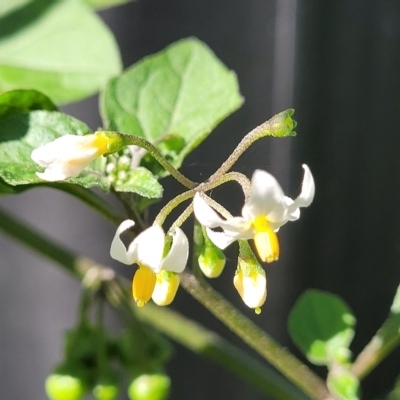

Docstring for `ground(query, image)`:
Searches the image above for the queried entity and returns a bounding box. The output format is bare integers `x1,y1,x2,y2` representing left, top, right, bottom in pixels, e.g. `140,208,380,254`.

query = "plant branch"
0,205,311,399
49,183,125,227
351,285,400,380
179,271,334,400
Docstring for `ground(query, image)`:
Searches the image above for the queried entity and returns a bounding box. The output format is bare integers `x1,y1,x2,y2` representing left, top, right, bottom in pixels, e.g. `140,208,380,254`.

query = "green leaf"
0,89,57,112
83,0,134,10
101,38,243,173
112,167,163,198
288,289,356,366
0,110,110,191
0,0,122,104
0,0,31,17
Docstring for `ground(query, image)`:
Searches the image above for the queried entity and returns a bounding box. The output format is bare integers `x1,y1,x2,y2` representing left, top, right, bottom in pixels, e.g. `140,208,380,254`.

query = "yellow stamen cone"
253,216,280,263
132,265,157,307
234,269,267,309
152,270,180,306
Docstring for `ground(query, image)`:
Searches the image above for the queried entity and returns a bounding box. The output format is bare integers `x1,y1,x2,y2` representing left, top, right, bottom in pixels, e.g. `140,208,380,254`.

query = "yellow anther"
132,265,157,307
152,271,180,306
253,216,280,263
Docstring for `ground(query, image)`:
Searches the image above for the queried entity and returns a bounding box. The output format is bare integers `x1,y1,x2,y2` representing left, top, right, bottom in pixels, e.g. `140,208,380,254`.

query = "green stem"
0,205,312,399
49,183,125,227
207,109,295,182
351,286,400,380
104,132,197,189
154,171,250,227
135,303,311,400
179,271,332,400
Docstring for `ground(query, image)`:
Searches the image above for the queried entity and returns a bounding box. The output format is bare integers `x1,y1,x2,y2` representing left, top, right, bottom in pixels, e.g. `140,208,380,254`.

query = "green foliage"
106,147,163,199
0,0,121,104
0,89,57,114
112,167,163,198
101,38,243,175
288,289,356,366
0,110,109,191
84,0,134,10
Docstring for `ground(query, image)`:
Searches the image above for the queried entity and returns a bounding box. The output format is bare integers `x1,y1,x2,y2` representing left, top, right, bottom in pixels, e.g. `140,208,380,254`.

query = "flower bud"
152,270,180,306
31,131,128,182
128,373,171,400
198,241,226,278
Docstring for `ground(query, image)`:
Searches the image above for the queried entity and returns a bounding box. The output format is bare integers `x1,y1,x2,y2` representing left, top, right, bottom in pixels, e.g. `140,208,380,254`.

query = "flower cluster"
193,165,315,311
31,125,314,313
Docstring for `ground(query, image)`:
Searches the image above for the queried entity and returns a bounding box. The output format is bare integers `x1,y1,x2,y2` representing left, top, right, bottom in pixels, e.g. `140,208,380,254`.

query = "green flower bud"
198,241,226,278
128,373,171,400
45,373,85,400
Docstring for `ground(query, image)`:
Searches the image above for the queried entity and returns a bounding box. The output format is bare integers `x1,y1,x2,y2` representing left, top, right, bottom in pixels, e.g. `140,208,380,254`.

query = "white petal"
193,193,227,228
161,228,189,273
131,225,165,272
288,164,315,213
242,170,288,223
31,135,103,182
110,219,136,264
206,228,251,249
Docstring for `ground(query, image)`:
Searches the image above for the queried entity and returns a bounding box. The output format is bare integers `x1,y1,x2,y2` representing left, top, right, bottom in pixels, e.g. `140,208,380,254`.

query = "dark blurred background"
0,1,399,399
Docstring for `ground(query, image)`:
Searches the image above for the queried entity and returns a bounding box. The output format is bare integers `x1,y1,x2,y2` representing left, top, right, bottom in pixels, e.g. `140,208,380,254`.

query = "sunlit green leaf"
0,89,57,112
84,0,134,10
101,38,243,174
0,110,109,191
0,0,122,104
288,290,356,366
0,0,30,17
112,167,163,198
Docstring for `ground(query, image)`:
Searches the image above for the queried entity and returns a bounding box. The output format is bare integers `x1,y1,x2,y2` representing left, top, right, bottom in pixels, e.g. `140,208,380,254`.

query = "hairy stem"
180,272,334,400
0,205,311,400
351,286,400,379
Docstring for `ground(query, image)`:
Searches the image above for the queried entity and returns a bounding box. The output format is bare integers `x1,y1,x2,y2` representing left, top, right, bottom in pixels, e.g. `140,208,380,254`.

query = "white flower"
110,220,189,306
31,134,110,181
193,164,315,263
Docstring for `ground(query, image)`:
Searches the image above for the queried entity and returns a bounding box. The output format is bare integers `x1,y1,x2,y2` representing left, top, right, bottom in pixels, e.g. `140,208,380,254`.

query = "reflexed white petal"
110,219,136,265
288,164,315,212
206,228,246,249
193,193,226,228
161,228,189,273
132,225,165,272
284,196,300,222
242,170,288,223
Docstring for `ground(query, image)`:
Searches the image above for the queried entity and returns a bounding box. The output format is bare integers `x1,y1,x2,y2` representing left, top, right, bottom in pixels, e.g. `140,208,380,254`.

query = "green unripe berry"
93,382,119,400
128,373,171,400
45,373,85,400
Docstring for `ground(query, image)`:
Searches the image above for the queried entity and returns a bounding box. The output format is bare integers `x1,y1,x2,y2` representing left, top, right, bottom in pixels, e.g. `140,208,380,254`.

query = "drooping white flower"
110,220,189,306
31,133,110,181
193,164,315,263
